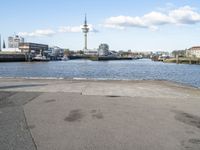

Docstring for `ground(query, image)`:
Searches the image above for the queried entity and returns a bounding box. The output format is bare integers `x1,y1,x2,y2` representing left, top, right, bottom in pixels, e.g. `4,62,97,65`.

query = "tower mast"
82,14,89,50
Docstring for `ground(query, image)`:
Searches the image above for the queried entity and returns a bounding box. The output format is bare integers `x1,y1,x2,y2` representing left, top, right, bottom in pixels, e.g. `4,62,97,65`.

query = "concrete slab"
0,78,200,150
0,78,200,98
0,91,41,150
24,93,200,150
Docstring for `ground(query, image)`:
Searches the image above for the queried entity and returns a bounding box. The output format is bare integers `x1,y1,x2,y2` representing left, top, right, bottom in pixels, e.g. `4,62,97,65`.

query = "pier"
164,57,200,64
1,78,200,150
0,53,25,62
0,53,135,62
152,55,200,65
63,55,134,61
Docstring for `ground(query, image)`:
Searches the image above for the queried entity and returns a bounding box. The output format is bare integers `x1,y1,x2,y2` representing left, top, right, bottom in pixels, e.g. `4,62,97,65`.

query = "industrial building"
19,43,48,54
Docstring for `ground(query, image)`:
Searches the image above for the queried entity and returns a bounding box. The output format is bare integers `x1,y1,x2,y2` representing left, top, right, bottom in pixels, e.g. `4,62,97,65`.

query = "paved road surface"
0,78,200,150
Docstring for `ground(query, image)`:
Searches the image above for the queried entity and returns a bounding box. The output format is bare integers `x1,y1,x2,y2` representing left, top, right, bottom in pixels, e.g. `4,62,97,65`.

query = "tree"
79,50,84,55
64,49,70,56
172,50,186,57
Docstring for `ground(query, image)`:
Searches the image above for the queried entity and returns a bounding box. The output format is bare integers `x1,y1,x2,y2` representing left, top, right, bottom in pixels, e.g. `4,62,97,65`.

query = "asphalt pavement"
0,78,200,150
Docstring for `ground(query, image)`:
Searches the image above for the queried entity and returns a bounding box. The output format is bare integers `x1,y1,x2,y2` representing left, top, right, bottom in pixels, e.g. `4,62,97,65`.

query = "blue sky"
1,0,200,51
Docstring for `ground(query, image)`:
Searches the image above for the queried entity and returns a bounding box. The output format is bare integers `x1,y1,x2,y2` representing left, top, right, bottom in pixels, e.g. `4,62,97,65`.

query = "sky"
1,0,200,51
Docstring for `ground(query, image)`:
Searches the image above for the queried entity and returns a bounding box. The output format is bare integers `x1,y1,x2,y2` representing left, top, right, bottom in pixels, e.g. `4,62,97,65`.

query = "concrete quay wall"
0,54,25,62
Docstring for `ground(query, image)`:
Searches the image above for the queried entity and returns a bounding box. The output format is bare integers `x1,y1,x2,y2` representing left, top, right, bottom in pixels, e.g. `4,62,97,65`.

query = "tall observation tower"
82,14,89,50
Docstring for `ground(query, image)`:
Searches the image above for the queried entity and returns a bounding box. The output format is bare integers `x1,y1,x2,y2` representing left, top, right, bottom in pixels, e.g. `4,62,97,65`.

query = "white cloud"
103,6,200,30
18,24,98,38
105,16,146,28
169,6,200,24
18,29,56,37
101,24,125,30
143,11,172,25
58,26,82,33
58,24,98,33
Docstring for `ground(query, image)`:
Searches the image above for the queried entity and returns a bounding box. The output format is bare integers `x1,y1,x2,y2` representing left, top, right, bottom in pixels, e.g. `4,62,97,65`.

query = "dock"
69,55,133,61
0,54,134,62
0,53,25,62
164,57,200,64
1,78,200,150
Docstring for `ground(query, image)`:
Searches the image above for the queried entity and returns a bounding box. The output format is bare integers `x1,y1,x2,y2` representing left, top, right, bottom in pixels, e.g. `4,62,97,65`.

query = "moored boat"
32,54,50,61
61,56,69,61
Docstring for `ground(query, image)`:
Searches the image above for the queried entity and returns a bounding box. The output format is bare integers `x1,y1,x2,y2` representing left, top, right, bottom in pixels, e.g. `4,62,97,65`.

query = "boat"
61,56,69,61
32,54,50,61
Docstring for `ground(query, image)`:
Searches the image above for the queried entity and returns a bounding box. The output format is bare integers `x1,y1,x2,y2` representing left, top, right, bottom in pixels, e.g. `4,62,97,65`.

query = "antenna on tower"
84,13,87,25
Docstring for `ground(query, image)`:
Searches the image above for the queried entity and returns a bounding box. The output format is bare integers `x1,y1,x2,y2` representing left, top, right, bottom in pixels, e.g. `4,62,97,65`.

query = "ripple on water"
0,59,199,88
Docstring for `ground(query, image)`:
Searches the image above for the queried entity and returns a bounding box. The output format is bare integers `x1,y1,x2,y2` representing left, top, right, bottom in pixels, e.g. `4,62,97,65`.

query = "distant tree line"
64,49,84,56
172,50,186,57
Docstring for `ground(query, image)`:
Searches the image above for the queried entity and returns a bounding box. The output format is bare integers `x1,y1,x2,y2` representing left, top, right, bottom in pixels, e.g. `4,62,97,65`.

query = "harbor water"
0,59,199,88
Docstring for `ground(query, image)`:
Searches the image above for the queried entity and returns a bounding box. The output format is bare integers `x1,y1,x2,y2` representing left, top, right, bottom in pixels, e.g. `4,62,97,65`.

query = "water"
0,59,200,88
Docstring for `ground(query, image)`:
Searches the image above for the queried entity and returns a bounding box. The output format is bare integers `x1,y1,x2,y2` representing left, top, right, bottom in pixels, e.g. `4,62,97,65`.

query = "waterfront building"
0,35,21,52
8,35,24,48
152,51,166,56
110,51,119,56
98,43,110,56
19,43,48,54
82,14,89,52
186,46,200,58
48,46,64,60
84,49,98,56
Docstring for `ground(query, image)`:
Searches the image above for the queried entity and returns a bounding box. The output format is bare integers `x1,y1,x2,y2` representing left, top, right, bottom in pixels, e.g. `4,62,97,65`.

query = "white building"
48,46,64,59
186,46,200,58
98,43,109,56
8,35,24,48
84,49,98,56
